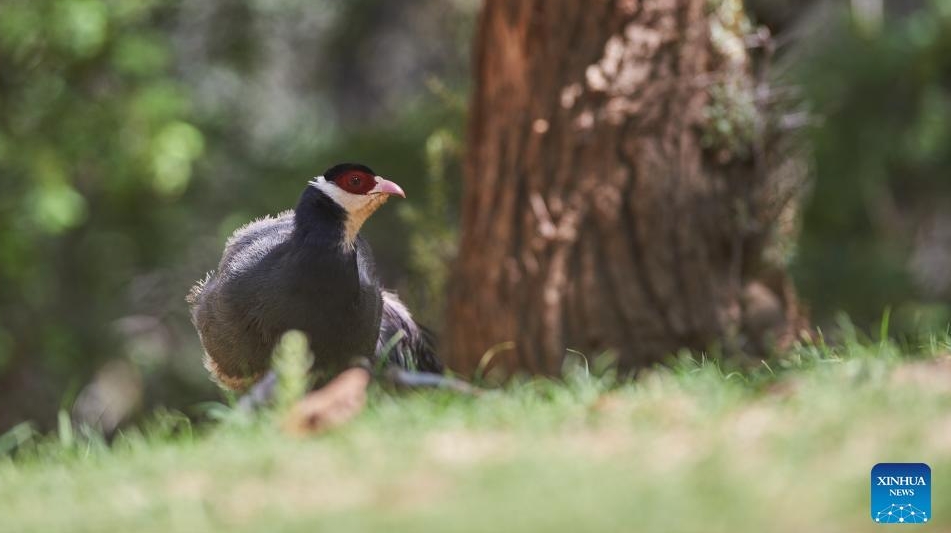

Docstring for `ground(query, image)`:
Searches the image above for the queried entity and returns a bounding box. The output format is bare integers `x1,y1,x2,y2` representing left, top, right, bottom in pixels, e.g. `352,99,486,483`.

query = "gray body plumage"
188,204,439,392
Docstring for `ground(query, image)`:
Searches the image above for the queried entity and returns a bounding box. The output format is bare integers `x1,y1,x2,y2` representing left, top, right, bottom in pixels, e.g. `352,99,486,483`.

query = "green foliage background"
794,0,951,333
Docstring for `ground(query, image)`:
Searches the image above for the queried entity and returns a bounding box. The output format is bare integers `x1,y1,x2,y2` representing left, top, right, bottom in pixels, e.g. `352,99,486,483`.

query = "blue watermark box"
871,463,931,524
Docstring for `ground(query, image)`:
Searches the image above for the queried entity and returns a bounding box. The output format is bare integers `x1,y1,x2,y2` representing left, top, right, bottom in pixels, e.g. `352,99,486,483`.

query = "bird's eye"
333,171,373,194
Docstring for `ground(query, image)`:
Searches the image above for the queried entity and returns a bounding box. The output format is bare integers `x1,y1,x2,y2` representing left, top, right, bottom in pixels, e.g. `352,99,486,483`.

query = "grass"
1,329,950,533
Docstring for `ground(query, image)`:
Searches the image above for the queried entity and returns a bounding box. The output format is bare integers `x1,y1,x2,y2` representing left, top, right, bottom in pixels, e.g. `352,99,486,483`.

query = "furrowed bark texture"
446,0,804,375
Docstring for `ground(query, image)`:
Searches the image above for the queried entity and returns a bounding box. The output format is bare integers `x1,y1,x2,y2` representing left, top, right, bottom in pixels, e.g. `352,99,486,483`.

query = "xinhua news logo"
871,463,931,524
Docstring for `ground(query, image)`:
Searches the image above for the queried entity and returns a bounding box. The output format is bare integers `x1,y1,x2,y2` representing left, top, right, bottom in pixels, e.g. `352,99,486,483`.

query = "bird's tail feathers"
376,290,443,373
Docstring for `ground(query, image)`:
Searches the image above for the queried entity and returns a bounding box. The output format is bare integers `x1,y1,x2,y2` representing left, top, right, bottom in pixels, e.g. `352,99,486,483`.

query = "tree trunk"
445,0,805,376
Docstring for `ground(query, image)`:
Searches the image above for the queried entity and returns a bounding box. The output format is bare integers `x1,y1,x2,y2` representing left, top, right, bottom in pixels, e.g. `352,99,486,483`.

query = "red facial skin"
333,171,377,195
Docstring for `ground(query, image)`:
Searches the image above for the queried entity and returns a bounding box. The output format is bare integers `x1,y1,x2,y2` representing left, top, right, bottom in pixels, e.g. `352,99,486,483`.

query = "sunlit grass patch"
1,331,950,533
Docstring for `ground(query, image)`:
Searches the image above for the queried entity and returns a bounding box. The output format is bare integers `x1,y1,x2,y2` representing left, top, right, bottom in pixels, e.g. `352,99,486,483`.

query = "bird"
187,163,443,399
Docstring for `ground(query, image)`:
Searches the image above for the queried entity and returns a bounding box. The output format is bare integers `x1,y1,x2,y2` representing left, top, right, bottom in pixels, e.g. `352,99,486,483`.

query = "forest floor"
2,329,950,533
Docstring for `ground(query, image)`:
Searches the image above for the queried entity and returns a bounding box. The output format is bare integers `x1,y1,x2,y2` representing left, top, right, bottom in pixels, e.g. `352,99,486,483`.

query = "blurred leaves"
795,0,951,330
53,0,109,57
151,121,204,196
398,127,462,326
0,0,202,414
28,182,88,233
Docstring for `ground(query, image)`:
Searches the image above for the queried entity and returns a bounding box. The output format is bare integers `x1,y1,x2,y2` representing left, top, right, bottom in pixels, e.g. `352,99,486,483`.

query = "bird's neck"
293,188,351,251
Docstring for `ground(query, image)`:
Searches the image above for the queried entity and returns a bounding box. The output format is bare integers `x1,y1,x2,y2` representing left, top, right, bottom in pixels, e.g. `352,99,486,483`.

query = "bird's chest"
277,256,381,362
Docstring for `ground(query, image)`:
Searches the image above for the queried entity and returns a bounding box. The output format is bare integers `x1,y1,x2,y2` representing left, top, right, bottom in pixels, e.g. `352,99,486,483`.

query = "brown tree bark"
445,0,805,376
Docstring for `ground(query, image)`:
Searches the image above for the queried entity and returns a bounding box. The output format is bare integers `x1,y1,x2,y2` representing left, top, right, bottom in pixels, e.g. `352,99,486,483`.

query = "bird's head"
305,163,405,247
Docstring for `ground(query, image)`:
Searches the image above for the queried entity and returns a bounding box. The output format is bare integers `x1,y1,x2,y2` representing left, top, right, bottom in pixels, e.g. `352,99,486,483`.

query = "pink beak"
376,177,406,198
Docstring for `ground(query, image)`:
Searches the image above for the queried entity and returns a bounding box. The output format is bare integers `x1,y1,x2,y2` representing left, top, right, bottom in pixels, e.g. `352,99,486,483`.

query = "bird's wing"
376,290,443,373
186,210,295,314
187,211,297,390
218,210,295,276
354,236,379,288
